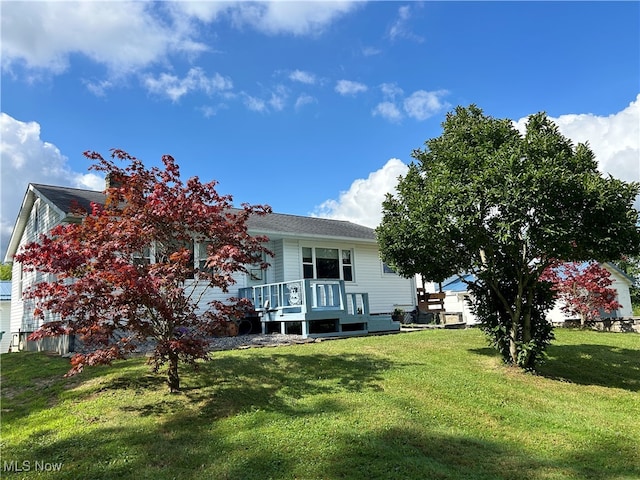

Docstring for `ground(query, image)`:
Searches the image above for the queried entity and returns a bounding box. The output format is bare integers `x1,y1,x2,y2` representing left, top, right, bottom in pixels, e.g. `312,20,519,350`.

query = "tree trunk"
167,352,180,393
509,323,518,365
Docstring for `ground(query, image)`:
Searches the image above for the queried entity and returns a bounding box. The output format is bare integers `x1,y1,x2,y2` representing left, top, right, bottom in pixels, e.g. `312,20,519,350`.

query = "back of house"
4,183,415,353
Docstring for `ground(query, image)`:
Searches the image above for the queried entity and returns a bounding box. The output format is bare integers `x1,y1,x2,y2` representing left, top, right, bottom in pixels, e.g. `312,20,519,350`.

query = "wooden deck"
239,279,400,338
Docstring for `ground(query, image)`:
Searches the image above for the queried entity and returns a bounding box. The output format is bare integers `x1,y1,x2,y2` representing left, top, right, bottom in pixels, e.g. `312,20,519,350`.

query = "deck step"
367,316,401,333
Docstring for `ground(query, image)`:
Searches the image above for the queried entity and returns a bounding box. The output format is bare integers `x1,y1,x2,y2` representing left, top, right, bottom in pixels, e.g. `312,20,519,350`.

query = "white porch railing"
239,279,370,319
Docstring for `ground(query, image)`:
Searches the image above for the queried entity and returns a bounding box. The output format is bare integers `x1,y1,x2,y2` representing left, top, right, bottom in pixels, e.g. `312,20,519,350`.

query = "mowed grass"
1,328,639,480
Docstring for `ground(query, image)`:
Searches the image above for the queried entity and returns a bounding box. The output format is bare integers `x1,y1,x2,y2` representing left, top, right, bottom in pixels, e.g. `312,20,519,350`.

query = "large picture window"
302,247,354,281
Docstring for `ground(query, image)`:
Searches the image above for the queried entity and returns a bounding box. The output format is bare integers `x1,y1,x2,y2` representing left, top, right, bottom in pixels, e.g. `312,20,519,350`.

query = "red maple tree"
16,149,272,392
541,261,622,327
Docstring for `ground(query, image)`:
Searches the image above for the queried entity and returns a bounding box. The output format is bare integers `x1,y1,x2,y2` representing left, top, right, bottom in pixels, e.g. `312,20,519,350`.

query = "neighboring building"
437,275,479,326
0,281,11,353
545,262,634,323
427,264,634,325
4,183,414,352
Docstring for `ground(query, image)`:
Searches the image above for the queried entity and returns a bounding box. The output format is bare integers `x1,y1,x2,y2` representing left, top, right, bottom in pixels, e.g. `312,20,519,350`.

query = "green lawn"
1,328,639,480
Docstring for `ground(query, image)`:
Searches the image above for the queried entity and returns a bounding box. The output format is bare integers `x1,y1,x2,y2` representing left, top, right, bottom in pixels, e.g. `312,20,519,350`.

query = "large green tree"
377,105,640,369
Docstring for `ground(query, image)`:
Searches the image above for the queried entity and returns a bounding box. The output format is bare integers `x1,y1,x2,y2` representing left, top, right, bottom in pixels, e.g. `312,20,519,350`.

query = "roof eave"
248,228,377,244
4,184,67,262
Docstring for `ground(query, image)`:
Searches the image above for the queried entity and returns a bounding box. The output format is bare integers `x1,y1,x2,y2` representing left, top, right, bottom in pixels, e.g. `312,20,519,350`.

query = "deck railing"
239,279,369,319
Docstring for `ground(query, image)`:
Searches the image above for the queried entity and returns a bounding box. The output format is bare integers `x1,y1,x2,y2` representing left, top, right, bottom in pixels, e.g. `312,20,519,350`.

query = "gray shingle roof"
32,184,107,215
30,184,376,241
247,212,376,241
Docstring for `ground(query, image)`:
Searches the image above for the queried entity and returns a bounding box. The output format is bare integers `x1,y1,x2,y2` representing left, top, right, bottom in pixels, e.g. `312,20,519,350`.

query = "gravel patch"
207,333,314,351
71,332,316,356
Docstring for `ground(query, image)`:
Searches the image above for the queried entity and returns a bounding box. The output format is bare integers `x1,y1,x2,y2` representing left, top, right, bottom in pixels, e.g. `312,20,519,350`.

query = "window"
133,240,195,278
302,247,354,281
133,247,152,266
302,247,314,279
316,248,339,278
196,241,211,273
17,264,23,298
33,200,41,236
342,250,353,281
382,262,397,274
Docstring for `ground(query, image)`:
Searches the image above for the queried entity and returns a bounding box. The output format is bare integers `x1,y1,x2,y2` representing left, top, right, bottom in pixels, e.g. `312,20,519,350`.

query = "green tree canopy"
377,105,640,368
0,263,11,281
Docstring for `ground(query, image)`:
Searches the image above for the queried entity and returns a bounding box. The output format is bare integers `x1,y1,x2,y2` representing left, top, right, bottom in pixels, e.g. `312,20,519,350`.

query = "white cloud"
0,113,104,259
295,94,317,110
372,102,403,123
362,46,382,57
83,79,115,97
372,87,449,123
1,2,206,76
165,1,229,23
388,4,424,43
403,90,450,121
239,86,289,113
2,1,361,80
227,1,361,36
381,82,403,100
289,70,316,85
514,95,640,207
143,68,233,102
242,94,268,113
335,79,368,96
198,104,228,118
312,158,409,228
268,85,288,112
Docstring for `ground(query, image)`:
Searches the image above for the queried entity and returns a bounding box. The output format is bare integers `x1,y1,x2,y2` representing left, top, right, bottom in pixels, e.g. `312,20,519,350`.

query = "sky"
1,1,639,261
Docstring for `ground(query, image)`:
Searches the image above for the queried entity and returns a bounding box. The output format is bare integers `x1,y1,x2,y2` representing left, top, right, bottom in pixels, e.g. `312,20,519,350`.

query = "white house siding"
10,197,63,344
9,262,25,344
605,265,633,317
278,239,415,314
1,282,11,353
349,243,416,313
281,238,302,281
443,292,478,325
272,239,287,283
186,270,248,316
0,300,11,353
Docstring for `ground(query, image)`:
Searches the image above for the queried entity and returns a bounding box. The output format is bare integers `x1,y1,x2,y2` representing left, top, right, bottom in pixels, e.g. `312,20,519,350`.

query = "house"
0,281,11,353
425,264,634,326
545,262,634,324
4,183,414,353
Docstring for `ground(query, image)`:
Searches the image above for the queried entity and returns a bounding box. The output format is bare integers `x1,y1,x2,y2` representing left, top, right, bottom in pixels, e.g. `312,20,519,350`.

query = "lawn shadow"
20,421,640,479
468,346,497,358
1,352,162,422
6,345,640,479
469,340,640,392
537,342,640,392
2,347,392,423
319,425,640,480
175,351,393,420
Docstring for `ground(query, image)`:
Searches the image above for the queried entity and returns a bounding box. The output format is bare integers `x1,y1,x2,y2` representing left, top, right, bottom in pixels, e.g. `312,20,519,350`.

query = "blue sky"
2,1,639,260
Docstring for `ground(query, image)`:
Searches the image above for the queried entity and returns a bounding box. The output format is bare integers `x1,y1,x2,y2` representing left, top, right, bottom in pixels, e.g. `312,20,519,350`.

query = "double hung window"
302,247,353,281
132,247,152,266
